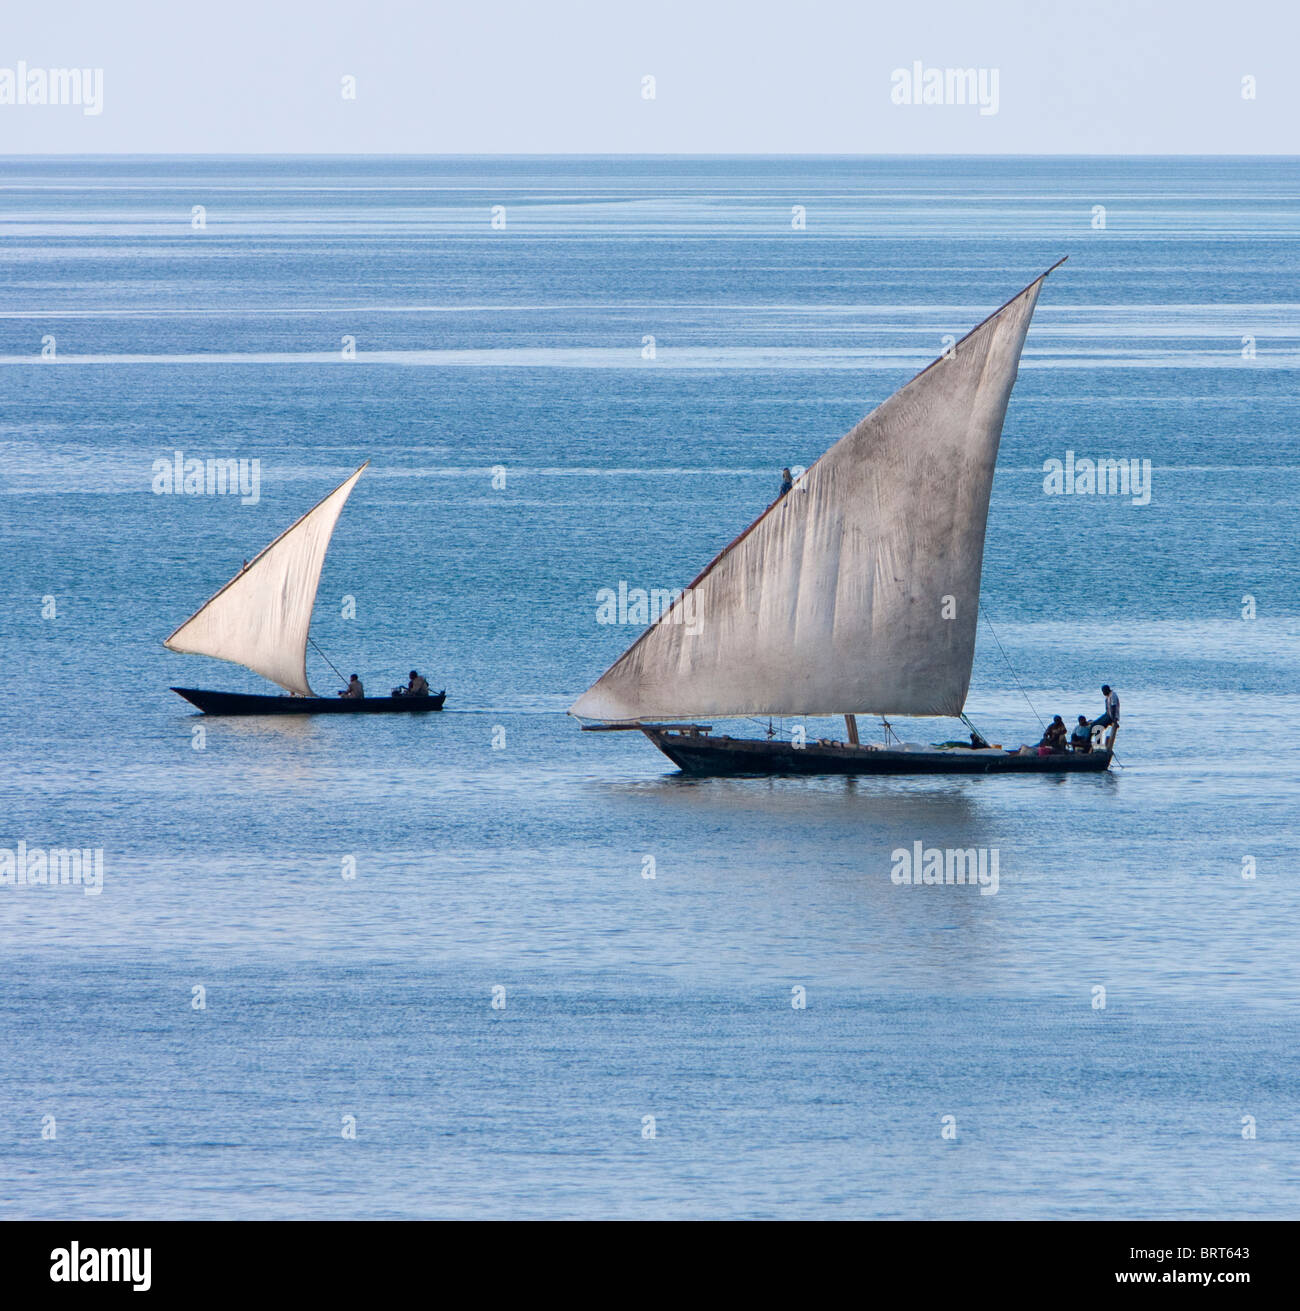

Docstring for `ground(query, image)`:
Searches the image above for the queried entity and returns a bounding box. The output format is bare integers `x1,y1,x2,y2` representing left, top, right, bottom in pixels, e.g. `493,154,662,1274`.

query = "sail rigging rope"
979,602,1045,731
959,712,989,744
308,636,349,691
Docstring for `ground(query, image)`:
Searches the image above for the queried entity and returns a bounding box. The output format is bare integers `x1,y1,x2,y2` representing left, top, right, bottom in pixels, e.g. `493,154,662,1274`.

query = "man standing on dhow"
1091,685,1120,732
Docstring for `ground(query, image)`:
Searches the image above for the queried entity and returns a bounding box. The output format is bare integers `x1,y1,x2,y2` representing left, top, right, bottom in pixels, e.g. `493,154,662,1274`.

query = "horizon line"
0,150,1298,161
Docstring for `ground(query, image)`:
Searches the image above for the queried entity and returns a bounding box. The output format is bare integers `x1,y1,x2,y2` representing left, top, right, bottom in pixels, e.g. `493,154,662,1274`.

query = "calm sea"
1,156,1297,1218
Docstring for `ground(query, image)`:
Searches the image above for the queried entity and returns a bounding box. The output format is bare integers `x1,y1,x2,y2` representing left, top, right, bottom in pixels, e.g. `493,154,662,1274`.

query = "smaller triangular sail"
164,462,368,696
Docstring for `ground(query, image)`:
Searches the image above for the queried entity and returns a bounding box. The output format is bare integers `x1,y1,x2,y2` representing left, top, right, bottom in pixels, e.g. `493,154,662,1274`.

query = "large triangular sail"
164,462,368,696
571,266,1060,724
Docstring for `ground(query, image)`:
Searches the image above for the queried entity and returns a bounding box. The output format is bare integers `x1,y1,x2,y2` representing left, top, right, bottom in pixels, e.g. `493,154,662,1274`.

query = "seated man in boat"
778,467,793,497
340,674,364,699
1038,716,1068,753
396,669,430,698
1069,715,1092,753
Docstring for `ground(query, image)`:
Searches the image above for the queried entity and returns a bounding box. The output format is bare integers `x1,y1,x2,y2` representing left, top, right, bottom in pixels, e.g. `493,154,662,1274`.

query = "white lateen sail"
163,462,368,696
571,268,1057,724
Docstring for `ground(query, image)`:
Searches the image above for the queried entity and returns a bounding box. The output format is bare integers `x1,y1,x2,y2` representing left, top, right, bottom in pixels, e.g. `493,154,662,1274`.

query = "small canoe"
162,461,449,720
172,687,446,716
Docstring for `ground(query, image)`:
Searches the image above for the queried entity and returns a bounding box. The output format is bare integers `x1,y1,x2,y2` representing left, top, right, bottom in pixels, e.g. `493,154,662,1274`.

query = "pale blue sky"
0,0,1295,153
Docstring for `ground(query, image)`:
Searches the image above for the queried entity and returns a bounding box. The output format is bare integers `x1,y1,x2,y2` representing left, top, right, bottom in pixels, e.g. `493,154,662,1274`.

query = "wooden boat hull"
171,687,446,716
642,730,1111,777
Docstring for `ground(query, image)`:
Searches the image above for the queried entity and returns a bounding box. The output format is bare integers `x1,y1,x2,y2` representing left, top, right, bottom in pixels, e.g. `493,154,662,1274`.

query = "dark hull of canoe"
642,730,1112,777
171,687,446,716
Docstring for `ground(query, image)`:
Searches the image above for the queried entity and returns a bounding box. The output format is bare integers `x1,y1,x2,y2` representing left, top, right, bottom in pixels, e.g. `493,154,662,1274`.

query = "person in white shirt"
1070,715,1092,752
340,674,364,699
1090,684,1119,729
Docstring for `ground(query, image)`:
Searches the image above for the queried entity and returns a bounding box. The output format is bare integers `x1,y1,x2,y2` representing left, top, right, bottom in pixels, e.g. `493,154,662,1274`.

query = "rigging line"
308,636,348,689
743,715,806,742
745,715,788,741
978,602,1045,731
959,712,988,743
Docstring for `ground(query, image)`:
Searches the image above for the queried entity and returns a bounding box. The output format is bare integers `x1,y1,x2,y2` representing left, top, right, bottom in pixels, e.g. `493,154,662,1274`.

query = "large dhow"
571,260,1115,775
164,461,445,715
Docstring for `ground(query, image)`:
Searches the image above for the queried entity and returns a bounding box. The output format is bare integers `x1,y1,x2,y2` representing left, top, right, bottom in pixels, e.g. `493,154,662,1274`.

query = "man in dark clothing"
778,468,793,497
1039,716,1068,753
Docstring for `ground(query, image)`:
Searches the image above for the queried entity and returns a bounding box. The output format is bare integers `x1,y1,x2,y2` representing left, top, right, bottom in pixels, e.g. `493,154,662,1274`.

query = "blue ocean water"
1,156,1298,1218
